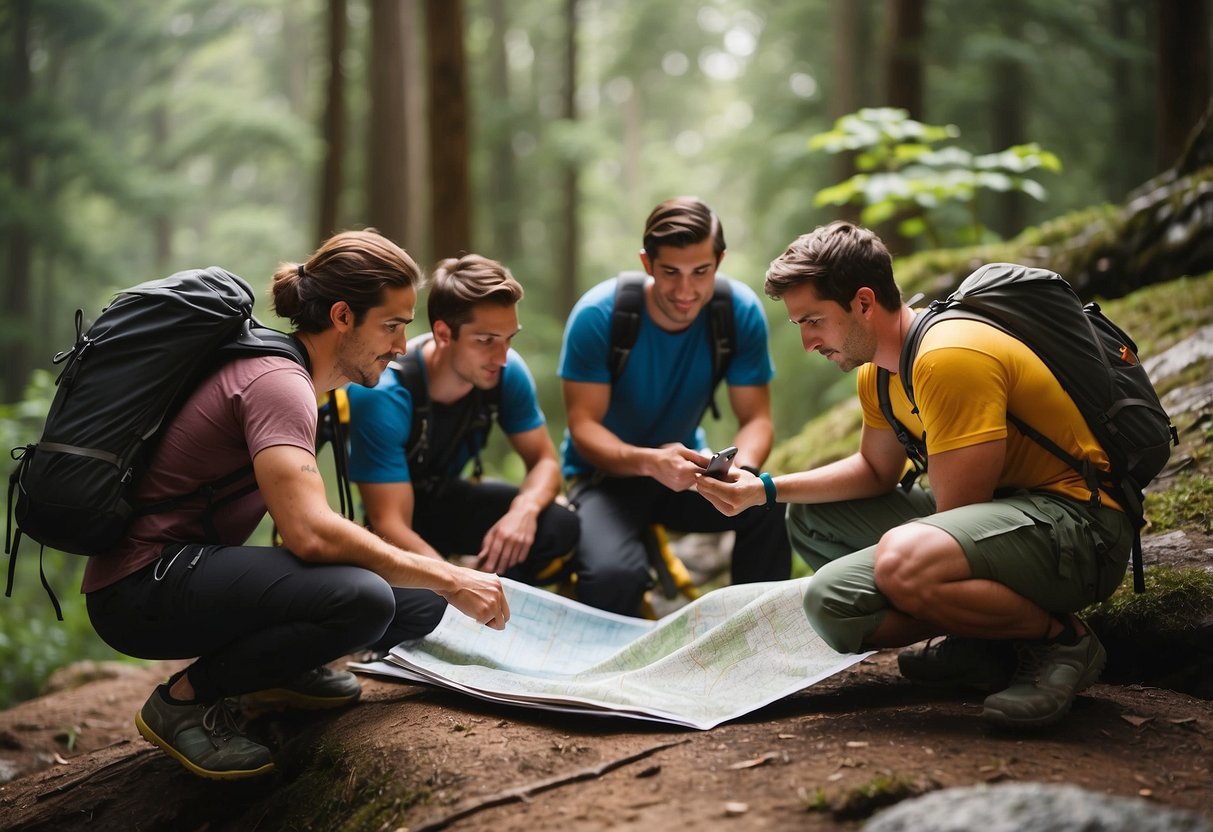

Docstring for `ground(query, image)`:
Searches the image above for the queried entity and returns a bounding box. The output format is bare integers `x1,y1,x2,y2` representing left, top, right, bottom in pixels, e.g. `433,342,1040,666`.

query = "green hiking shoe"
238,665,363,711
982,623,1106,729
897,636,1017,692
135,687,275,780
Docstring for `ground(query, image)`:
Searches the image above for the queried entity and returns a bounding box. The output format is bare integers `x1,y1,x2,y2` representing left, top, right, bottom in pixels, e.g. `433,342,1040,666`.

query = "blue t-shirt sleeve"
725,280,776,386
346,376,414,484
558,281,614,384
498,350,545,435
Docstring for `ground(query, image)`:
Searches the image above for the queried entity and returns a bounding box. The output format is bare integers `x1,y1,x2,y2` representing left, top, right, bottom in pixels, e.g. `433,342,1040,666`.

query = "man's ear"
330,301,354,330
854,287,876,317
638,249,653,276
432,319,453,346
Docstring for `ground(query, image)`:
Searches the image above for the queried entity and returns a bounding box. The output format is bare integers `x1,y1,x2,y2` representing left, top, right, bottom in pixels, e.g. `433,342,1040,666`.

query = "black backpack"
390,333,501,499
5,267,331,616
877,263,1178,592
609,272,735,420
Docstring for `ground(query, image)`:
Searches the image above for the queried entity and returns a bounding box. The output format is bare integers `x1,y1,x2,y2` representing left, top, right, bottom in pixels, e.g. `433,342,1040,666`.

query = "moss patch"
1085,566,1213,634
265,740,431,832
1146,472,1213,534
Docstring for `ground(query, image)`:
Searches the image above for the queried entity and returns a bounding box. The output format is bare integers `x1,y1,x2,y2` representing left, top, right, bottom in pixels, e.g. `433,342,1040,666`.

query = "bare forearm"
568,420,661,477
513,457,562,514
288,510,458,593
731,415,774,471
368,513,443,561
771,452,895,505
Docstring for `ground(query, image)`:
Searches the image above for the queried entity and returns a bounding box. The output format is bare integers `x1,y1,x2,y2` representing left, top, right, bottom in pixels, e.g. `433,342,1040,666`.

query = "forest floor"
0,621,1211,832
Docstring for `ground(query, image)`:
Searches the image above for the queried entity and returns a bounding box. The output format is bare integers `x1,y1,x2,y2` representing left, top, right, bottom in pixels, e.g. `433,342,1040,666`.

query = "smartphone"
702,446,738,480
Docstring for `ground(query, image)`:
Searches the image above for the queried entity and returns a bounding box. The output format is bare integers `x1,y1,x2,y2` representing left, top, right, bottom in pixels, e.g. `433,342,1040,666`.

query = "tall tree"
368,0,411,246
317,0,347,242
1,0,33,400
989,5,1027,238
1107,0,1154,201
1156,0,1211,170
426,0,471,259
557,0,579,316
485,0,519,264
883,0,925,118
880,0,926,254
830,0,862,226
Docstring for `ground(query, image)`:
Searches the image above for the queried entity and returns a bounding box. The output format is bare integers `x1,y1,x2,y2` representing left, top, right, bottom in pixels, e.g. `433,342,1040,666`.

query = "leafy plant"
808,107,1062,247
0,374,140,709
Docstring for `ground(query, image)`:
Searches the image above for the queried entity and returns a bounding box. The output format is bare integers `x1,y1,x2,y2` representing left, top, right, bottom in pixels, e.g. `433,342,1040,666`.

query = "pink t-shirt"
82,356,317,592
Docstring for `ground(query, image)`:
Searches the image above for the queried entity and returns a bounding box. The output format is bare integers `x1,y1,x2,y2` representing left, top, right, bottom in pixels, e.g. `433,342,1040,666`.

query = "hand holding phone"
702,446,738,480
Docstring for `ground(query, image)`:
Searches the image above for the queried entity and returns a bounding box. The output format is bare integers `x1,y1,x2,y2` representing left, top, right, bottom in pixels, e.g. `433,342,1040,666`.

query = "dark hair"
641,196,726,262
427,253,523,337
271,229,423,333
764,221,900,311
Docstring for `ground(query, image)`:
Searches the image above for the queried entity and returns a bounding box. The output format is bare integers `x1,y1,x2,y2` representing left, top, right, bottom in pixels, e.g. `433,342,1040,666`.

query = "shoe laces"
1010,640,1052,684
201,699,248,749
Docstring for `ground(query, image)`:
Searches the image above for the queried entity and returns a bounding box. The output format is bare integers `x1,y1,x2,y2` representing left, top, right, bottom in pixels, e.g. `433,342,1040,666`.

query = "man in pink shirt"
83,229,509,779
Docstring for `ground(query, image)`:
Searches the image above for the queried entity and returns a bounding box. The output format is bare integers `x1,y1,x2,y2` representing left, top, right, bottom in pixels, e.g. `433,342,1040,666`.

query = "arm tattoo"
300,463,320,475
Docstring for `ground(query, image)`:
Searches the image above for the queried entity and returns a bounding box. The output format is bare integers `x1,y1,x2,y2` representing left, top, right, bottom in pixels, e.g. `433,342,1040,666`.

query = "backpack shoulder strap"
876,367,927,491
392,335,433,468
609,272,647,381
703,277,735,420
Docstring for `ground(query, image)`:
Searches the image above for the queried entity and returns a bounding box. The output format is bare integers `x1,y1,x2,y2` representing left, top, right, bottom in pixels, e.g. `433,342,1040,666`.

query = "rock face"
864,782,1213,832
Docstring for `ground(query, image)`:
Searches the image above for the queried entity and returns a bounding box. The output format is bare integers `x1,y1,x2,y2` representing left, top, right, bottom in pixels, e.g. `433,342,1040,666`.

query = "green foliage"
0,374,139,710
1085,566,1213,634
809,108,1062,247
1145,473,1213,535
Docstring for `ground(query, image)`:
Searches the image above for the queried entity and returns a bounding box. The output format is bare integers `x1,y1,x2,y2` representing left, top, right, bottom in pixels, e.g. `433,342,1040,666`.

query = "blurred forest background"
0,0,1210,706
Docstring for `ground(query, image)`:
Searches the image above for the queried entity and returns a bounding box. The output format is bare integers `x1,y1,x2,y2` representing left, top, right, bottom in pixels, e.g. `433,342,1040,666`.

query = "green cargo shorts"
788,488,1132,654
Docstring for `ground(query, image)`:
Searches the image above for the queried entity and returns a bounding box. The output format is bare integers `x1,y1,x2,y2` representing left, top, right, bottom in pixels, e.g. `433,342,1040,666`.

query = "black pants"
413,478,580,584
569,476,792,616
86,544,445,702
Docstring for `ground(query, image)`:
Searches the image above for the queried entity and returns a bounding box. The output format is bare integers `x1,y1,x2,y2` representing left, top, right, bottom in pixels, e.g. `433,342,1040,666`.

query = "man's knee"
803,553,884,654
370,589,448,651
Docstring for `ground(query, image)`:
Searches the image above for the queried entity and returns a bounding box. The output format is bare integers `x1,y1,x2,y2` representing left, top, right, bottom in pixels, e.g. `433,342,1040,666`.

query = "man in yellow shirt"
697,222,1132,729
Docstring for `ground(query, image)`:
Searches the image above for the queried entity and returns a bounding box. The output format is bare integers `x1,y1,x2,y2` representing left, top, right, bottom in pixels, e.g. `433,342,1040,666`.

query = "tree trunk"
829,0,862,226
1156,0,1211,171
1107,0,1154,201
152,103,172,271
882,0,924,118
486,0,519,264
880,0,925,254
3,0,33,401
990,7,1025,240
557,0,579,317
426,0,471,260
368,0,410,247
317,0,347,242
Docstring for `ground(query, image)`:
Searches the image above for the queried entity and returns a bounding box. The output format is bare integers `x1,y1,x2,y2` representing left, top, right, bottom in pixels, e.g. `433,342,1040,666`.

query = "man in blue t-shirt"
558,196,792,615
348,254,579,645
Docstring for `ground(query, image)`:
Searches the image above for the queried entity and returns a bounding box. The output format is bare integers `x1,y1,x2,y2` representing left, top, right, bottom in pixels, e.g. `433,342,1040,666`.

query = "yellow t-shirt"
858,318,1119,509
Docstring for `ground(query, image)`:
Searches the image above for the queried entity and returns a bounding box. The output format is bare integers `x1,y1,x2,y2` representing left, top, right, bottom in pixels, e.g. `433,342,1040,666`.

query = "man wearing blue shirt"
559,197,792,615
348,254,579,647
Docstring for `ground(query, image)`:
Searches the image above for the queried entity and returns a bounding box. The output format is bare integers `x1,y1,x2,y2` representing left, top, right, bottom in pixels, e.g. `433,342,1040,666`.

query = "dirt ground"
1,641,1211,832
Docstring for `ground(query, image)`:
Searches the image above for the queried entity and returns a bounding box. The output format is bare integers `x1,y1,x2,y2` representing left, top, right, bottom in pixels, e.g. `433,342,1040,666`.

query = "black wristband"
740,464,760,477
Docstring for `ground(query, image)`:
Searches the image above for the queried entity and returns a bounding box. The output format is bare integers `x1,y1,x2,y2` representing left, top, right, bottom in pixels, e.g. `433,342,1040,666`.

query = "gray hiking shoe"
982,622,1106,729
238,665,362,711
897,636,1016,692
136,688,275,780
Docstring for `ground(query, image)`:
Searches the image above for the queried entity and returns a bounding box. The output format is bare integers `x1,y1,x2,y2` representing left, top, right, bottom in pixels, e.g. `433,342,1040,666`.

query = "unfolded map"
351,576,870,730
